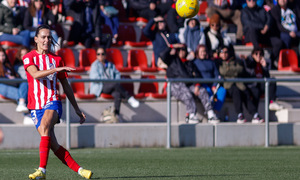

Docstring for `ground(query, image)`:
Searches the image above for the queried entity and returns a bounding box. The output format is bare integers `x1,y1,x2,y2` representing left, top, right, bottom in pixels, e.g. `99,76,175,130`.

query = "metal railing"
1,77,300,149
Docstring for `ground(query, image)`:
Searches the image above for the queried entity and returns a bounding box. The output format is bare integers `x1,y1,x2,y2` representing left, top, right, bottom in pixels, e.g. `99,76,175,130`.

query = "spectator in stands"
0,0,30,48
128,0,172,20
99,0,119,44
192,45,226,112
241,0,283,69
203,13,234,59
143,16,179,67
216,46,262,123
89,47,140,122
23,0,60,50
243,47,283,111
160,44,220,124
66,0,112,48
179,17,205,60
270,0,300,49
206,0,244,44
165,1,185,34
13,46,30,79
0,47,29,113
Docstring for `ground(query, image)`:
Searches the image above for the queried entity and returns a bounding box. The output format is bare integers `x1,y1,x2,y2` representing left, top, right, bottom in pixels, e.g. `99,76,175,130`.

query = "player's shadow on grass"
93,173,252,179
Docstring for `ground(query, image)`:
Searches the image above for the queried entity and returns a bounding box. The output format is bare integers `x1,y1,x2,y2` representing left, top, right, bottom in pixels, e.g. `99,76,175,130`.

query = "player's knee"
38,124,50,136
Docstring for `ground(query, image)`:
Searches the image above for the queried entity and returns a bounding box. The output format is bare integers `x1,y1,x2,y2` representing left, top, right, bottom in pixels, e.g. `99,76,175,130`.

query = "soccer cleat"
79,168,93,179
29,169,46,180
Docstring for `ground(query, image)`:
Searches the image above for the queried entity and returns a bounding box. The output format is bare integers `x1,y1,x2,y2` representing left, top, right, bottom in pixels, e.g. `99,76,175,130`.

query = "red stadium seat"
68,75,96,99
115,24,137,46
278,49,300,72
5,48,18,66
0,41,21,48
56,48,85,72
106,48,133,72
79,48,97,71
136,75,166,99
127,49,157,72
198,0,208,21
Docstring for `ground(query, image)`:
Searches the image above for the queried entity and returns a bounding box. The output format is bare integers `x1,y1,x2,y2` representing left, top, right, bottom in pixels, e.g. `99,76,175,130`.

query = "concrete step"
276,108,300,123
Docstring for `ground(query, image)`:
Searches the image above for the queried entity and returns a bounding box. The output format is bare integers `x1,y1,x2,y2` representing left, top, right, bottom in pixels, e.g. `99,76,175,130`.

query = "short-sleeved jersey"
23,50,67,110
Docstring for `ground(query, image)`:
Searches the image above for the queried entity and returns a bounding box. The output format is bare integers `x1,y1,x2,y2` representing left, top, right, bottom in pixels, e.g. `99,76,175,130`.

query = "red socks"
54,146,80,172
39,136,51,169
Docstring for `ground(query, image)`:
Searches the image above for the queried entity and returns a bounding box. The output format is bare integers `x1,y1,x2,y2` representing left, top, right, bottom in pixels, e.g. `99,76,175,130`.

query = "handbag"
103,6,119,17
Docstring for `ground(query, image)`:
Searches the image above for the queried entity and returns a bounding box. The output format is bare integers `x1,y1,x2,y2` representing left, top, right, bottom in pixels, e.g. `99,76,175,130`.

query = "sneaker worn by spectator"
16,102,29,113
207,110,220,124
251,113,264,124
237,113,247,124
188,113,200,124
128,96,140,108
269,102,283,111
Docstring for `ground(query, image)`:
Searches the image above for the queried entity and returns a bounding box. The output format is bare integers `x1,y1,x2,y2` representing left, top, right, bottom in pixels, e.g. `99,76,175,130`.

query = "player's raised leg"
50,129,93,179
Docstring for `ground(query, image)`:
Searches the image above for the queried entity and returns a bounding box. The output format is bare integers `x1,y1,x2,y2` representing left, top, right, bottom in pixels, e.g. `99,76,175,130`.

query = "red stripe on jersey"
23,50,67,110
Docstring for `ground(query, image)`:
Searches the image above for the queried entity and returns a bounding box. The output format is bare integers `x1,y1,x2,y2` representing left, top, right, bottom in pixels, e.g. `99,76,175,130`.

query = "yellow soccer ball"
176,0,199,18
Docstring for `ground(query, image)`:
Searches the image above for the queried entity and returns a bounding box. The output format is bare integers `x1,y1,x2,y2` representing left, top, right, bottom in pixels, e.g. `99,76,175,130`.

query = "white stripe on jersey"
33,56,39,109
52,57,57,101
45,55,52,105
39,55,45,108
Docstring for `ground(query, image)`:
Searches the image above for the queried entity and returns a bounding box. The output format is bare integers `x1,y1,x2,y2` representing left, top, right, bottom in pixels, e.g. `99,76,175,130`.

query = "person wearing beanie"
205,0,244,43
203,13,234,58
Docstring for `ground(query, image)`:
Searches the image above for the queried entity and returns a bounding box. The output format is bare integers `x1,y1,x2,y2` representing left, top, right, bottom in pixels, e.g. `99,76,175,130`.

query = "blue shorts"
30,101,63,129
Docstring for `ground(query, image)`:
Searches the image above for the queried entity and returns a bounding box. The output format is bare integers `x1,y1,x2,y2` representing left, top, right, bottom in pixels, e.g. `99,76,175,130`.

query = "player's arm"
60,78,86,124
26,65,75,79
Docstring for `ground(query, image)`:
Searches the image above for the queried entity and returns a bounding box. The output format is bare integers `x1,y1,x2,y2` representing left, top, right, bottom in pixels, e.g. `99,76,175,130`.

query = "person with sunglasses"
243,47,283,111
241,0,283,69
216,46,260,123
23,25,92,179
89,47,140,122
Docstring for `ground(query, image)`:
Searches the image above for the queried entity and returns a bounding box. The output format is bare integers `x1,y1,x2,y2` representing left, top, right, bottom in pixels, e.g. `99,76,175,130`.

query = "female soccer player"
23,25,92,179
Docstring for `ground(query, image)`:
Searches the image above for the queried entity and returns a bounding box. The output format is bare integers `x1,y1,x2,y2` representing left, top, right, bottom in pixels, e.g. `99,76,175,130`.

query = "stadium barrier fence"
1,77,300,149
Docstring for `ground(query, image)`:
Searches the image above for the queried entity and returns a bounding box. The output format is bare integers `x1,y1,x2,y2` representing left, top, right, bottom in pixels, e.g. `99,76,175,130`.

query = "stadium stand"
79,48,97,71
127,49,157,72
278,49,300,72
56,48,85,72
5,48,18,65
106,48,133,72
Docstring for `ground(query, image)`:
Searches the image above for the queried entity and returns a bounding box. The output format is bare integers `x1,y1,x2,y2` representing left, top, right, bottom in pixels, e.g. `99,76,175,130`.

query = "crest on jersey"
24,58,29,65
47,63,56,80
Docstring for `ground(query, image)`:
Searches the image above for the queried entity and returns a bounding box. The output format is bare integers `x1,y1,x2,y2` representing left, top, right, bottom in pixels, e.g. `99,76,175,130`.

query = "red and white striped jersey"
23,50,67,110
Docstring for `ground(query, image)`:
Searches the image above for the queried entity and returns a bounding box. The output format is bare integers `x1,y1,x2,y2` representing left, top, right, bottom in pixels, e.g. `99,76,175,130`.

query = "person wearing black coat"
243,47,283,111
270,0,300,48
143,16,179,66
159,44,220,124
241,0,283,68
65,0,111,48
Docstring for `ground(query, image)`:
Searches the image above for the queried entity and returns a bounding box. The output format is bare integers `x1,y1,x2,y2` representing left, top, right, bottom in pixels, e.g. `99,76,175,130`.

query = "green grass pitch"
1,146,300,179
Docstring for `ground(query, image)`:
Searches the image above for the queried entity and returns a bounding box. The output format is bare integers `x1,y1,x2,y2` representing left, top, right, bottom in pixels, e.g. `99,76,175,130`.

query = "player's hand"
76,111,86,124
55,67,76,72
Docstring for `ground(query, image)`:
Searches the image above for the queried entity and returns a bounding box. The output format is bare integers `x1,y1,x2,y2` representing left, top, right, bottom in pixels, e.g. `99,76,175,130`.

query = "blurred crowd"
0,0,299,123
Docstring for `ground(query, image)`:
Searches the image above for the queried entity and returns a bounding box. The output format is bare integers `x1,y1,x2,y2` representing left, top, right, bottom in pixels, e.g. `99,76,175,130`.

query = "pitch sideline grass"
1,146,300,179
